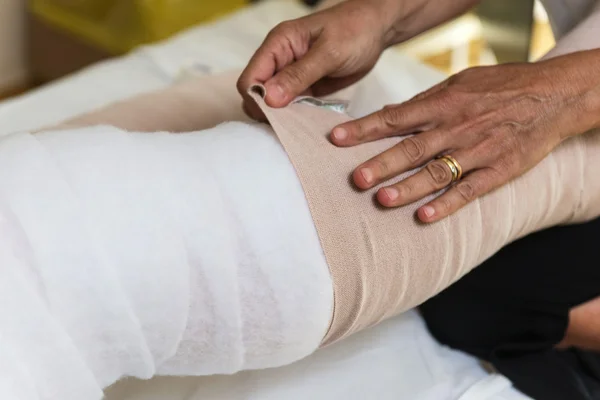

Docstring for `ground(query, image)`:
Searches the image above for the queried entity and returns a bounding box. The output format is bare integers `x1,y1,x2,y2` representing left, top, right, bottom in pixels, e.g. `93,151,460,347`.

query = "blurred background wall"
0,0,556,100
0,0,28,94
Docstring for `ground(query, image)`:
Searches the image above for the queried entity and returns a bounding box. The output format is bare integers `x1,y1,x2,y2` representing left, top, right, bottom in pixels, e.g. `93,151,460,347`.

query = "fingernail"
332,127,348,142
360,168,373,184
383,187,399,201
266,82,286,104
421,205,435,218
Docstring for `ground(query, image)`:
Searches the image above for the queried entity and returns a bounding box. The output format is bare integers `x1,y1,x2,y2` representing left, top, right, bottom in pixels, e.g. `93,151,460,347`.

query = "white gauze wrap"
0,123,333,400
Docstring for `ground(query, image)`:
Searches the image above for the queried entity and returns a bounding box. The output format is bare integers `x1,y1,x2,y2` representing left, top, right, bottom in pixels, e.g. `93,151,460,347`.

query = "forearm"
536,49,600,136
375,0,481,46
536,6,600,135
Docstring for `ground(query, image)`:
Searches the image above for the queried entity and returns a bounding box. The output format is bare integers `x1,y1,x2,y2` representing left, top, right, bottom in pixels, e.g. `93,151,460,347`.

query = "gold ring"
437,154,463,182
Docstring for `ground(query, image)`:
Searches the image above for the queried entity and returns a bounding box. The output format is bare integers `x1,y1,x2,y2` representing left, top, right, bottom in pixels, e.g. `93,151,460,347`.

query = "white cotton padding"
0,122,333,399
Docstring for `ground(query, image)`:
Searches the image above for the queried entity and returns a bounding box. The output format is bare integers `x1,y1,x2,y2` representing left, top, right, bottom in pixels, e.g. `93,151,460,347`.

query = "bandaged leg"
2,60,600,398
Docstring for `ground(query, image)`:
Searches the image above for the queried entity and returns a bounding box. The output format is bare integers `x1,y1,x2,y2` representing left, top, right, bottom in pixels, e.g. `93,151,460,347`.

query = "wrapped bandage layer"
0,122,333,399
248,86,600,346
51,70,250,133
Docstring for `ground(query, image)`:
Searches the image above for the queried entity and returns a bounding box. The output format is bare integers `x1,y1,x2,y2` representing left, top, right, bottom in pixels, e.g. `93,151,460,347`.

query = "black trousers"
420,217,600,400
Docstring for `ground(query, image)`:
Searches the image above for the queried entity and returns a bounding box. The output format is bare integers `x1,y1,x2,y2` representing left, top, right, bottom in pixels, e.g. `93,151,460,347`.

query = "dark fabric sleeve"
421,217,600,399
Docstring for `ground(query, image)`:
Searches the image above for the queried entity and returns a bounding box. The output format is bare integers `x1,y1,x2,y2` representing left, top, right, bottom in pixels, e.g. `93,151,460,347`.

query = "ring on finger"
436,154,463,183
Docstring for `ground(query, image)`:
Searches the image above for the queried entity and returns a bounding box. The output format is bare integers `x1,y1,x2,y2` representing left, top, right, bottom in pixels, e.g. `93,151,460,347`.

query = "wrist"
343,0,406,48
384,0,433,47
539,50,600,138
582,51,600,132
369,0,413,47
376,0,481,48
583,81,600,133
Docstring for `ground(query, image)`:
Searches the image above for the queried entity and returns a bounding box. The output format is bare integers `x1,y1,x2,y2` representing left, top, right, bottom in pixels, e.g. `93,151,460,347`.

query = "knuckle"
410,91,429,102
492,156,515,178
452,66,482,82
462,101,487,121
436,88,453,102
379,106,404,129
320,42,342,64
486,166,503,182
446,72,461,86
437,197,453,214
353,119,369,139
488,126,520,154
396,183,412,198
426,161,452,186
498,129,523,156
434,89,456,112
271,21,294,37
400,137,426,163
455,180,477,203
409,83,444,102
447,72,464,86
278,67,306,91
372,158,390,177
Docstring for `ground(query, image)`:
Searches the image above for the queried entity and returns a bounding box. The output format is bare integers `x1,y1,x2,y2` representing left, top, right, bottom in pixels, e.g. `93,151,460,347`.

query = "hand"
237,0,398,120
331,50,600,223
558,296,600,352
237,0,482,119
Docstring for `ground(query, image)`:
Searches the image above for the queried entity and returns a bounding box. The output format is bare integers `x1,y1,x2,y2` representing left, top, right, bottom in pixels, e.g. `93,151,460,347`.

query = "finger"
237,47,280,120
237,22,307,119
376,159,455,207
331,96,440,146
264,41,337,108
416,167,502,223
376,150,479,208
352,130,447,190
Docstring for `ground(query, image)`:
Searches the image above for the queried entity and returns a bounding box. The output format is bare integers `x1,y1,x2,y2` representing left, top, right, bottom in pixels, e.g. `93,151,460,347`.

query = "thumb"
264,42,336,107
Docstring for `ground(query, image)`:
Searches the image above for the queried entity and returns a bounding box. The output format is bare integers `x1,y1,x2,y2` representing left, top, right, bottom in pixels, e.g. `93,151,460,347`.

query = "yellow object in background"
30,0,248,54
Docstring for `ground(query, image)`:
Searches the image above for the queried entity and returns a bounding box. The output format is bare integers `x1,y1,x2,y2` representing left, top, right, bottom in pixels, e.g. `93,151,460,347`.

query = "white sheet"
0,2,529,399
105,313,523,400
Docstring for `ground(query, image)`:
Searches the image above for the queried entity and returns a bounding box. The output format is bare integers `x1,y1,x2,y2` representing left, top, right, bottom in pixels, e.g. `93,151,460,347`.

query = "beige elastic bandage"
48,71,600,347
247,86,600,346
